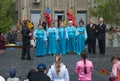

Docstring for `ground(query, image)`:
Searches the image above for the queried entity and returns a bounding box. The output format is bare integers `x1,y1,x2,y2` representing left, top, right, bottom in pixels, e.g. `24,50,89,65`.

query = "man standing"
86,19,97,54
21,21,33,60
97,18,106,55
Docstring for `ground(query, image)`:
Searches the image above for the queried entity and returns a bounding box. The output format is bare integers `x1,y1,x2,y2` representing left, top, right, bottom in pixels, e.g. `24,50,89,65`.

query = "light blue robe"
33,29,47,56
66,26,76,53
47,27,58,55
58,27,68,55
76,26,87,55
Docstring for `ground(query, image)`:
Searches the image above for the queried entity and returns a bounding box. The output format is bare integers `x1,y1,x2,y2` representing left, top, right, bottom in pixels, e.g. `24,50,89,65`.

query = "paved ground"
0,47,119,81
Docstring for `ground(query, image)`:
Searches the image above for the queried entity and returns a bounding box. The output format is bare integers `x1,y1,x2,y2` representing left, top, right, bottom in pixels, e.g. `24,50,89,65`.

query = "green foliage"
91,0,120,25
0,0,15,33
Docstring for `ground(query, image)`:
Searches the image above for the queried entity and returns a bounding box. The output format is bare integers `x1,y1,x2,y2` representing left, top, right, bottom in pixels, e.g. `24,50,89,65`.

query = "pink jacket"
75,59,93,81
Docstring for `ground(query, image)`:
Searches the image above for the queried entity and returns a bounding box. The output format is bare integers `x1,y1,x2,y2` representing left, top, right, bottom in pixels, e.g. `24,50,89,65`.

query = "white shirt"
90,24,93,27
7,77,20,81
47,63,69,81
0,76,5,81
100,23,103,26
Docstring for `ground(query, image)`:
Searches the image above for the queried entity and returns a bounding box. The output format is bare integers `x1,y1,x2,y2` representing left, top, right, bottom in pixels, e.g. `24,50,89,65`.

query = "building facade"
16,0,92,29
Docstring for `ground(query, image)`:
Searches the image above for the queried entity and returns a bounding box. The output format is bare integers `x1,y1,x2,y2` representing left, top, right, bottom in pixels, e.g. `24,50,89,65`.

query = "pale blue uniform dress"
47,63,70,81
58,27,68,55
76,26,87,55
66,26,76,53
47,27,58,55
33,29,47,56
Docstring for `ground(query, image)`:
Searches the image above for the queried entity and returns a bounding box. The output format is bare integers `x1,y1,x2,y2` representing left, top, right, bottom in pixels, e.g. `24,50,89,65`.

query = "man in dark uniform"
21,21,33,60
97,18,106,55
86,19,97,54
29,63,51,81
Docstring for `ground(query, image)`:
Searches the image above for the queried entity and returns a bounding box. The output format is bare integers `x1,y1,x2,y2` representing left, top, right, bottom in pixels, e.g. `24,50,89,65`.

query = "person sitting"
29,63,51,81
7,69,20,81
24,69,36,81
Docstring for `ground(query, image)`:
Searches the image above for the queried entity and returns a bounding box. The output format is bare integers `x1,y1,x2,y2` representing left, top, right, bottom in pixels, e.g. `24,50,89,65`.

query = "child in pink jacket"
75,51,94,81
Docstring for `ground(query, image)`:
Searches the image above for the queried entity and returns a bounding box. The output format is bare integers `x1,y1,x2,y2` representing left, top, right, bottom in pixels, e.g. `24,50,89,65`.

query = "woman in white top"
47,55,69,81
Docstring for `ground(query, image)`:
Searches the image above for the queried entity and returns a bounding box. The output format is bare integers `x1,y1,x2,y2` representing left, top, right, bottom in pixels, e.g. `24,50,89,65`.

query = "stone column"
17,0,21,21
27,0,30,20
21,0,29,20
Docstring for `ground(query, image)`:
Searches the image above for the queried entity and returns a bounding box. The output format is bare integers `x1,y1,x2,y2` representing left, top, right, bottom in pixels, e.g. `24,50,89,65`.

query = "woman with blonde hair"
47,55,69,81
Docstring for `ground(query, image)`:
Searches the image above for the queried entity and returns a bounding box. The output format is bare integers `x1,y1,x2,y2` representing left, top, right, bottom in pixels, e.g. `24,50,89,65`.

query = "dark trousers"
22,42,31,59
98,39,105,54
87,39,96,54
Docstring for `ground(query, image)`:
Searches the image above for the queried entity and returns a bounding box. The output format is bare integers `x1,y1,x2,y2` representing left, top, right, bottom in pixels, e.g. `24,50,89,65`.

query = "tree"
90,0,120,26
0,0,15,33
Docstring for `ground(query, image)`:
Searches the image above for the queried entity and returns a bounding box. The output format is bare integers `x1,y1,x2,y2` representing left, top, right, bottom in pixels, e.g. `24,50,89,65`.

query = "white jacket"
47,63,69,81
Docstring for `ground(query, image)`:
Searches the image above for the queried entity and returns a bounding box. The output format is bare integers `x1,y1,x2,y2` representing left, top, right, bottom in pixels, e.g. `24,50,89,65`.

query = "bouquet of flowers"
99,68,107,75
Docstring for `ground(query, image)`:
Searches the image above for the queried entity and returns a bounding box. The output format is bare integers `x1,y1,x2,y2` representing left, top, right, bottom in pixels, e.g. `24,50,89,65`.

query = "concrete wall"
17,0,90,21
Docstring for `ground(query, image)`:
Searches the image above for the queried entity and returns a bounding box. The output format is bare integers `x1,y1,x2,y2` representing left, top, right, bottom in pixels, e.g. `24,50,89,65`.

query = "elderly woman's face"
68,23,72,26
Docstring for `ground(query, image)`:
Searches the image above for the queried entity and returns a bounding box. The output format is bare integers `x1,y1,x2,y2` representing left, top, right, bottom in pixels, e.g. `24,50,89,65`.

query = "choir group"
33,20,87,57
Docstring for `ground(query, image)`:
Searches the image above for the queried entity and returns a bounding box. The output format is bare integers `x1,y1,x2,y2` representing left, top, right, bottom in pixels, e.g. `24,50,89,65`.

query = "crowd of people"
1,15,120,81
1,52,92,81
0,51,120,81
18,17,120,81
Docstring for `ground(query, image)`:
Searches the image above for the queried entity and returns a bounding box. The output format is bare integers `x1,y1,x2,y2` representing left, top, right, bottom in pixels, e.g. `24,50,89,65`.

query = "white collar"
100,23,103,26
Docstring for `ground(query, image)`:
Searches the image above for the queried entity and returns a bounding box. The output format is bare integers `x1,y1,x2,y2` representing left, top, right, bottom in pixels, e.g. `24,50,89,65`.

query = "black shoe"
99,53,105,55
93,52,96,55
21,57,26,60
27,58,34,60
51,54,54,56
88,52,91,54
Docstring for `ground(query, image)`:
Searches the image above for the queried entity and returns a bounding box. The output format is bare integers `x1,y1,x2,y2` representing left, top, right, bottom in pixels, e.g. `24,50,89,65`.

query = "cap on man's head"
37,63,47,71
9,69,16,78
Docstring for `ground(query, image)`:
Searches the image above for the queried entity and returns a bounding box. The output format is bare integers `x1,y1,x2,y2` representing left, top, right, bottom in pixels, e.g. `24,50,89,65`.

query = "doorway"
54,11,65,27
77,11,87,26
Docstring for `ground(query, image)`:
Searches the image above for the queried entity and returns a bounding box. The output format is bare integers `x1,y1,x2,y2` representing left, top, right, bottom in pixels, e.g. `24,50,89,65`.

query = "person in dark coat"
86,19,97,54
96,18,106,55
7,30,16,44
0,32,5,54
29,63,51,81
21,21,33,60
42,21,47,31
